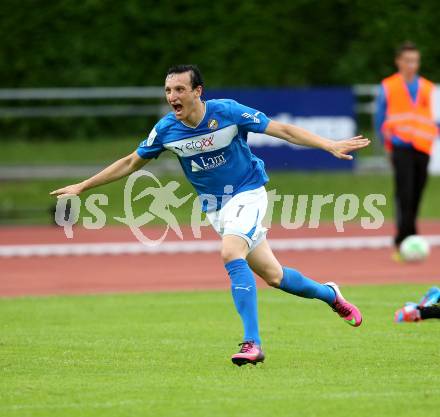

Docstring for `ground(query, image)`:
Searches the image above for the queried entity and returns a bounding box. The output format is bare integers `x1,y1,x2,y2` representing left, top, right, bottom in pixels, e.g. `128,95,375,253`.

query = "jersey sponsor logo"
164,124,238,157
191,152,227,171
241,112,261,124
174,134,214,153
208,118,218,130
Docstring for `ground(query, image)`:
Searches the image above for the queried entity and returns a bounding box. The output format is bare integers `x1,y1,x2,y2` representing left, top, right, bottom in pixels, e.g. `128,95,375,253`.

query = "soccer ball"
399,235,430,262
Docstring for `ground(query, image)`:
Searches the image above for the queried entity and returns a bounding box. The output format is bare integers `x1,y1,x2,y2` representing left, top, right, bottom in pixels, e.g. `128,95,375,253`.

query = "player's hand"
50,183,85,199
327,135,371,160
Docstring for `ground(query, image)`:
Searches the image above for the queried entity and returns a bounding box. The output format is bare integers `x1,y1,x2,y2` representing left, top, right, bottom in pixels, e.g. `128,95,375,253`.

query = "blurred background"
0,0,439,226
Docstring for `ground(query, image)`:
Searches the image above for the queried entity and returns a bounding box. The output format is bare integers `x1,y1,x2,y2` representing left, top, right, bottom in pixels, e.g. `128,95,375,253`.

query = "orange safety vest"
381,73,438,155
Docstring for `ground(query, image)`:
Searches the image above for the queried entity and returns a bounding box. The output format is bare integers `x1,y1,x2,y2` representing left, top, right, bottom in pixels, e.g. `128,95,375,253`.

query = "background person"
375,41,438,257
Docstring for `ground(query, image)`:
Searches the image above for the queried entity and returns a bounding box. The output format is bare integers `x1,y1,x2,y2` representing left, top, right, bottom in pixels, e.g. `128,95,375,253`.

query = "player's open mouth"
172,104,183,116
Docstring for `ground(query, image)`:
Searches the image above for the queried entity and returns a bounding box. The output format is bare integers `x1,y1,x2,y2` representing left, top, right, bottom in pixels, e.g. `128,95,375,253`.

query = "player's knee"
260,266,283,287
221,247,243,264
221,236,248,264
265,275,282,288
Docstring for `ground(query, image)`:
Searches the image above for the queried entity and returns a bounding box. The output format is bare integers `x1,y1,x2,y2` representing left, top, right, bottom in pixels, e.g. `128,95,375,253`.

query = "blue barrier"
204,88,356,170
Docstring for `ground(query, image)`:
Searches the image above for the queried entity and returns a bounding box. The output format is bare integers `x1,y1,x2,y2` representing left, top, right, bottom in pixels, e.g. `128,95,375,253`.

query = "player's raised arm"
264,120,370,160
49,151,151,199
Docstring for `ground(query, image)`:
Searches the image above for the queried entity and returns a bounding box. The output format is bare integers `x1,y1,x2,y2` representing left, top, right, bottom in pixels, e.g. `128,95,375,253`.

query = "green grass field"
0,138,138,165
1,284,439,417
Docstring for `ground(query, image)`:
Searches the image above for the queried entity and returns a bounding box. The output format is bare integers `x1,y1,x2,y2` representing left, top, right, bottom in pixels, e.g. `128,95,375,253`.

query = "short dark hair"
395,41,419,58
166,64,204,90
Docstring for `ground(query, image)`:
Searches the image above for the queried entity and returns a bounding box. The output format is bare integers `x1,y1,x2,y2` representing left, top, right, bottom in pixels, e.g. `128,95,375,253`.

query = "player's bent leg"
247,240,362,327
222,235,264,366
247,239,335,303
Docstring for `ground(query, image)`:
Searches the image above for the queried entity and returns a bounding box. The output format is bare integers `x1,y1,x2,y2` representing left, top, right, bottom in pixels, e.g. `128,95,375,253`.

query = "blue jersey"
136,99,271,211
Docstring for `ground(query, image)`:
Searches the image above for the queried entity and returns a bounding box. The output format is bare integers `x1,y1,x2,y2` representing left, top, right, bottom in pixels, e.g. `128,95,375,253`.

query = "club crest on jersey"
208,118,218,130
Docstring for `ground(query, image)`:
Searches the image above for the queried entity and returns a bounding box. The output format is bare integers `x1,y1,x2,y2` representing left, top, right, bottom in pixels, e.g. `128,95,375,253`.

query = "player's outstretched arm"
50,151,151,199
265,120,370,160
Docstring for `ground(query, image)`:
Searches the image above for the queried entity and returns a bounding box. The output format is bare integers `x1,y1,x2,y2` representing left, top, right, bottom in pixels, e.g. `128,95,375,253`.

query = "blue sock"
225,258,261,345
279,267,336,305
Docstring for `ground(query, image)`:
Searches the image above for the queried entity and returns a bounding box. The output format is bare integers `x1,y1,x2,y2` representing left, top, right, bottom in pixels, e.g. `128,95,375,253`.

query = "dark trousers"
419,303,440,320
391,146,430,247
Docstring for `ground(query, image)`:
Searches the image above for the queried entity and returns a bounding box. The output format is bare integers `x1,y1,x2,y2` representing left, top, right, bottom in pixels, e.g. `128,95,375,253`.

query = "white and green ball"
400,235,430,262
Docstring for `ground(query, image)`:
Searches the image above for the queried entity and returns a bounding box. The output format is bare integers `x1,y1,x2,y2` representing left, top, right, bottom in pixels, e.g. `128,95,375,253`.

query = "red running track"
1,221,439,297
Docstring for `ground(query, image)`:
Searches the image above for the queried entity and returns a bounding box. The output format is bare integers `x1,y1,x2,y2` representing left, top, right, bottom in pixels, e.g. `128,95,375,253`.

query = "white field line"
1,235,440,258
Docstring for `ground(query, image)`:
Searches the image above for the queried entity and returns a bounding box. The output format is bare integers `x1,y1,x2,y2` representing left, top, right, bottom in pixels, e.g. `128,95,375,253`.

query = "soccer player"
394,287,440,322
51,65,370,366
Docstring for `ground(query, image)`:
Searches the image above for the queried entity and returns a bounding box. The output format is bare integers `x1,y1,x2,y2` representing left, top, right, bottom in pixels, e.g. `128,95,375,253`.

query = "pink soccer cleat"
231,341,265,366
325,282,363,327
394,305,421,323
